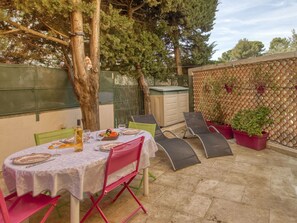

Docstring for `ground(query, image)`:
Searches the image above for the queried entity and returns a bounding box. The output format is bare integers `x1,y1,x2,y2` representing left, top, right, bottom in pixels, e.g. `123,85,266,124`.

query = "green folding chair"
128,121,157,190
128,122,156,137
34,128,75,217
34,128,75,145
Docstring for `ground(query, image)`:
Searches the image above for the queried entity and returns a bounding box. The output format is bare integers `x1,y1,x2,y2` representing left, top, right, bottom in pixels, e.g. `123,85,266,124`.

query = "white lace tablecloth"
3,130,158,200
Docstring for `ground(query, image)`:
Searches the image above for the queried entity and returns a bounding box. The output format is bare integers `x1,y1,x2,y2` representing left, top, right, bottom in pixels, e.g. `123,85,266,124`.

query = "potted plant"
207,102,234,139
231,106,273,150
203,78,233,139
250,65,274,94
222,69,237,93
224,76,236,93
202,76,214,94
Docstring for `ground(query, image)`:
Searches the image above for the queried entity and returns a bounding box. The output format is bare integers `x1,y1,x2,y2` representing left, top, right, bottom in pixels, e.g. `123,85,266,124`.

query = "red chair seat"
1,191,60,223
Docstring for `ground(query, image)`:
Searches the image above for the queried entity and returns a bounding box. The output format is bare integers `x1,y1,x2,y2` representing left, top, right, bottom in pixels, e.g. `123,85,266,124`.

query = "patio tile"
154,171,203,192
269,209,297,223
195,180,245,202
270,167,297,198
133,202,175,222
242,186,297,217
170,211,204,222
178,193,212,218
235,153,269,166
224,170,270,189
205,198,270,223
193,166,229,181
153,188,193,209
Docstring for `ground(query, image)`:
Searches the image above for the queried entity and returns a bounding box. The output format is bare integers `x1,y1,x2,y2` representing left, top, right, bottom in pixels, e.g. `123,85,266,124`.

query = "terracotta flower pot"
206,121,234,139
233,129,268,150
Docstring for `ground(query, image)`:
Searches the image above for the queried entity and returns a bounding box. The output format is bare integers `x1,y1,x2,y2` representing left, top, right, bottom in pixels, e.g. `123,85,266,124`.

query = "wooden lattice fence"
189,52,297,149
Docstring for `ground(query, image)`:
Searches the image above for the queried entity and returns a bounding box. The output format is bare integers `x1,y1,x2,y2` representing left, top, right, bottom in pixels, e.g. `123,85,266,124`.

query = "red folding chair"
0,189,60,223
80,136,147,223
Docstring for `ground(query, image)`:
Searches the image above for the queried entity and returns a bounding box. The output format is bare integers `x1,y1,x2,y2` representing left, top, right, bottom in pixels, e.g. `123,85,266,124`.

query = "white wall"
0,105,114,168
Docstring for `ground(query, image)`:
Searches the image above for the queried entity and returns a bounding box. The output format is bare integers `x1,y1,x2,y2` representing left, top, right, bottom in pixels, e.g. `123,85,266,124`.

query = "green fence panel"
99,71,114,104
0,64,35,89
36,67,72,88
113,84,143,127
36,89,78,110
0,64,117,117
0,90,36,115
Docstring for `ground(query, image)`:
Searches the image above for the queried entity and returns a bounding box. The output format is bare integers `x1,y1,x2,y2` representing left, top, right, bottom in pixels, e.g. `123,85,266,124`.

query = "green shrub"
231,106,273,136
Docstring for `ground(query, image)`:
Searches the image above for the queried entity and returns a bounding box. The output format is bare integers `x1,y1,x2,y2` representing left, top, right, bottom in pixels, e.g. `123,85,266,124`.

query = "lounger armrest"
162,130,179,138
208,125,220,133
185,127,196,136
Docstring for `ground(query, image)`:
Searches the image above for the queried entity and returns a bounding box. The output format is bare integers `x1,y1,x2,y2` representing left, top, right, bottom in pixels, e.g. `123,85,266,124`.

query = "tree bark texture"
136,64,151,115
70,0,100,131
174,45,183,76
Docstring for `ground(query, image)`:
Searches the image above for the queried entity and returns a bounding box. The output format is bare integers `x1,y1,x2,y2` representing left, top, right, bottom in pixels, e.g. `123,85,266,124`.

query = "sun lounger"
132,114,200,171
183,112,233,158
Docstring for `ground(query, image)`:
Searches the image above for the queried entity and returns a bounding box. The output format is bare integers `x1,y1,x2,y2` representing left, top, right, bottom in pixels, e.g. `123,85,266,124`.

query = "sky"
209,0,297,60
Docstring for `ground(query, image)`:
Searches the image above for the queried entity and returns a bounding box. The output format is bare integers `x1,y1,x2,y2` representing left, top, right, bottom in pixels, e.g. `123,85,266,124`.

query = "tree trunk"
174,45,184,86
174,45,183,76
136,64,151,115
70,0,100,131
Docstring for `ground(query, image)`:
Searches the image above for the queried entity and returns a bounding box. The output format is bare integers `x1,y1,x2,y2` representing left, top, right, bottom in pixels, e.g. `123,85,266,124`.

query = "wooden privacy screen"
190,52,297,149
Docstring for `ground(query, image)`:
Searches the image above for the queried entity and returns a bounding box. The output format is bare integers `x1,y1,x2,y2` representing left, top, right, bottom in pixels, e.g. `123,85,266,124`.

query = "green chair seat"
128,121,157,191
34,128,75,145
128,122,156,137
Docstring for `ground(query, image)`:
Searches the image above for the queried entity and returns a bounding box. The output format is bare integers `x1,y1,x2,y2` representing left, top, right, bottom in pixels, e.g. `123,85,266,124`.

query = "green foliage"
209,102,225,124
218,38,264,62
224,75,237,86
231,106,273,136
202,76,222,95
158,0,218,68
219,50,232,62
289,29,297,50
100,6,170,80
250,64,274,87
202,76,227,124
232,38,264,60
268,37,290,54
221,69,237,87
267,29,297,54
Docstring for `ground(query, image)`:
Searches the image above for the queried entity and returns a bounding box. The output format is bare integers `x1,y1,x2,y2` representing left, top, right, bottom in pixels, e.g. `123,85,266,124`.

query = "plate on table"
99,142,123,152
48,142,74,149
12,153,52,165
122,129,141,135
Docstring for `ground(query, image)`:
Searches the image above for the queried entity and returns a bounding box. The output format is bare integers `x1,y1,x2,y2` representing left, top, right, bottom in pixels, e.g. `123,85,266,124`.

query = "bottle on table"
74,119,83,152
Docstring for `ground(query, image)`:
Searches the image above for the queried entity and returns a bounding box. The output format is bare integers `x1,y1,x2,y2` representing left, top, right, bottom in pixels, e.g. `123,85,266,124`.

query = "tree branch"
0,29,21,35
5,20,69,46
132,1,145,12
40,20,70,39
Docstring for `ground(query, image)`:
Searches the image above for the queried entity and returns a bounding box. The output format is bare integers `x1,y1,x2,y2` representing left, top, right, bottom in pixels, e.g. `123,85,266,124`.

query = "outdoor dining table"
2,129,158,223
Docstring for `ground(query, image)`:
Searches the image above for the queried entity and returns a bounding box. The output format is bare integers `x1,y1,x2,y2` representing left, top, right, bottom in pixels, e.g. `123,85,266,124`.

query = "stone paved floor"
1,133,297,223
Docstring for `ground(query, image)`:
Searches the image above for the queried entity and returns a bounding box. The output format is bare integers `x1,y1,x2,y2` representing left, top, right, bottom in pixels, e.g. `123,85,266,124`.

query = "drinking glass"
83,129,91,143
118,124,126,129
118,123,126,133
